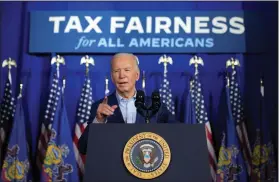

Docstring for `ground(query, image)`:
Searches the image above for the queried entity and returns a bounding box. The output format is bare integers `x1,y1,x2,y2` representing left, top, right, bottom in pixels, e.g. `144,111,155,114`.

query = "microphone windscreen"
151,91,161,110
151,91,160,101
135,90,145,109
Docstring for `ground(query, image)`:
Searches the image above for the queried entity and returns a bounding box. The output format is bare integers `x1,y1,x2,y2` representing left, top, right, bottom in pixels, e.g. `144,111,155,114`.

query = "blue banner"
29,11,246,53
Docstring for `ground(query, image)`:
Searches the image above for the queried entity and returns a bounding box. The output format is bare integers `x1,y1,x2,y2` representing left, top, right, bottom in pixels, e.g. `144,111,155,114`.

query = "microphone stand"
145,109,150,124
135,91,161,124
137,105,152,124
143,106,158,124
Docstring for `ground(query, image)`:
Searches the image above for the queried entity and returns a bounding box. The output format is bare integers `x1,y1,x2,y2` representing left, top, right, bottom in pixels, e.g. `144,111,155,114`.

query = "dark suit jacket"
78,91,177,154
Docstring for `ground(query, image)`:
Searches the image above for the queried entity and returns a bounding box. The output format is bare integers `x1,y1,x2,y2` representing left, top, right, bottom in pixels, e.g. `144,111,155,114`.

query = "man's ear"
136,71,140,81
110,73,115,84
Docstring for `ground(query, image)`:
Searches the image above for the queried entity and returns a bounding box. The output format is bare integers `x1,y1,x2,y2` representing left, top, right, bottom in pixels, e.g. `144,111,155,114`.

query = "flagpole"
105,76,110,96
158,54,175,116
18,83,23,99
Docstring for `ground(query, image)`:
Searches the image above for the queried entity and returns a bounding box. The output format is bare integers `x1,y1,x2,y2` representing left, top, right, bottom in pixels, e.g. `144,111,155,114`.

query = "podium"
83,123,211,182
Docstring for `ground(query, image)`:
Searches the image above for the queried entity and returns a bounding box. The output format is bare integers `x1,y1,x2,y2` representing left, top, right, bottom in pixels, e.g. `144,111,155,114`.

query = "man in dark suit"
78,53,177,154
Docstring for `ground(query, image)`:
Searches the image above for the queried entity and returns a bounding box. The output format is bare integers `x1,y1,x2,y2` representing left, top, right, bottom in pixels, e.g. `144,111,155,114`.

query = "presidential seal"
123,132,171,180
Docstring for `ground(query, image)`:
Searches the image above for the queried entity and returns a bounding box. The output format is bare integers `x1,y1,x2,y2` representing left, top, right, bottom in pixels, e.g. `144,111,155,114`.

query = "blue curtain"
0,0,277,172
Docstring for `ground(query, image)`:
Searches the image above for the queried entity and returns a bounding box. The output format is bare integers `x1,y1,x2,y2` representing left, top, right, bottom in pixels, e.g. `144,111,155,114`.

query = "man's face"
111,55,139,95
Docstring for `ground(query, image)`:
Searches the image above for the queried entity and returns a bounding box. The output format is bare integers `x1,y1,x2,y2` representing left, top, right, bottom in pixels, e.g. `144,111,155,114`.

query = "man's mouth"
119,82,128,85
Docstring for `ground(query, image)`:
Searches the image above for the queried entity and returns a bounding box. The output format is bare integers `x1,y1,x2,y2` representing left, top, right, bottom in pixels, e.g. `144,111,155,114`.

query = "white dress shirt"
93,91,137,123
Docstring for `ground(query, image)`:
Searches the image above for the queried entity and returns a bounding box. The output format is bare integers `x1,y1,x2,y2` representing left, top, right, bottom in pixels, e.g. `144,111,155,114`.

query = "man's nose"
119,70,126,78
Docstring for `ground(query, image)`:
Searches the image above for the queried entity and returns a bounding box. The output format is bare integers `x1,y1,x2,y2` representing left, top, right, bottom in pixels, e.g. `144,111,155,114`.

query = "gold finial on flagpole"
226,57,240,75
2,57,17,69
189,55,204,75
51,55,65,78
2,57,17,84
158,54,173,77
81,55,95,76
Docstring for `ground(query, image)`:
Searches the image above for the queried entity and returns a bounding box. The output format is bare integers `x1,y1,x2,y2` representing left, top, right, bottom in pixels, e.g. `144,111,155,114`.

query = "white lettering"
129,38,139,47
84,16,102,33
98,38,107,47
140,38,151,47
195,17,210,33
64,16,83,33
146,16,152,33
49,16,65,33
212,17,227,34
125,17,144,33
49,15,245,35
161,38,170,47
152,38,160,47
174,17,191,33
155,17,171,33
185,38,194,47
206,38,214,47
230,17,245,34
111,17,125,33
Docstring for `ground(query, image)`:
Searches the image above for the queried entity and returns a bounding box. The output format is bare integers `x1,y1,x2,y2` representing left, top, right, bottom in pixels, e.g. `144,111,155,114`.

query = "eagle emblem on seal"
137,144,159,168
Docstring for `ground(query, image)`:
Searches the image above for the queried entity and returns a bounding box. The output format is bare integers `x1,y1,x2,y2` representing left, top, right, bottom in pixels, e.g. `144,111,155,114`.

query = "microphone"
135,90,147,120
150,91,161,117
151,91,161,111
135,90,161,124
135,90,145,110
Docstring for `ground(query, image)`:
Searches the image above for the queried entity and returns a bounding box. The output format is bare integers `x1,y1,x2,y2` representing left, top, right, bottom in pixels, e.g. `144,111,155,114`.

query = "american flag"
73,77,93,178
36,73,61,169
0,78,15,162
159,73,175,115
229,71,252,176
190,75,217,181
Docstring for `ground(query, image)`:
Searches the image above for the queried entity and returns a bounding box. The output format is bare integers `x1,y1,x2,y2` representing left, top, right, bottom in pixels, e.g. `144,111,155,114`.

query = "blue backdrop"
0,0,277,175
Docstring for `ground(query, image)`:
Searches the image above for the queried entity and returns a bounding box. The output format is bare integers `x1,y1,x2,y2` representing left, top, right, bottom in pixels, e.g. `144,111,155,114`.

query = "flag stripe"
74,124,82,139
73,78,92,178
208,156,216,182
41,77,79,182
205,124,217,163
216,84,249,181
230,72,252,177
205,123,214,145
0,79,15,163
236,124,252,175
241,122,252,156
73,142,85,174
36,75,60,170
191,75,217,181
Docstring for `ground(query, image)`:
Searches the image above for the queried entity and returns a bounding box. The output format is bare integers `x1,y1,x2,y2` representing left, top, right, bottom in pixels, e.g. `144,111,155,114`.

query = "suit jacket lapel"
107,92,125,123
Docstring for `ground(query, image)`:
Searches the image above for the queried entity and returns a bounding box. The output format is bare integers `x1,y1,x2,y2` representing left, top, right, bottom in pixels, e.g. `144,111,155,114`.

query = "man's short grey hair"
111,53,140,72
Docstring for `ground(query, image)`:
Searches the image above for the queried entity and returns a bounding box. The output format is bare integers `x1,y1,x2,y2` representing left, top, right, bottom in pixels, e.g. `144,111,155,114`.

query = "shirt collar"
116,90,137,103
